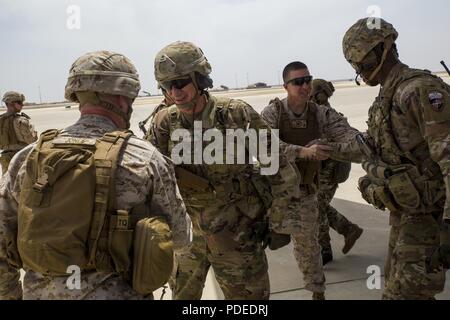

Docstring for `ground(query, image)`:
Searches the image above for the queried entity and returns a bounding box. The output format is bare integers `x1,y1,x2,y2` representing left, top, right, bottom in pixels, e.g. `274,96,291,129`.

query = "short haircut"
282,61,308,83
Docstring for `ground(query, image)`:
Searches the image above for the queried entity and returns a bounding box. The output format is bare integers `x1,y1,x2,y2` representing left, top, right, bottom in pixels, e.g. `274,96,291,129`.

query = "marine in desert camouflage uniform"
311,79,363,265
337,17,450,299
148,41,302,300
0,51,191,300
0,91,37,175
261,62,361,299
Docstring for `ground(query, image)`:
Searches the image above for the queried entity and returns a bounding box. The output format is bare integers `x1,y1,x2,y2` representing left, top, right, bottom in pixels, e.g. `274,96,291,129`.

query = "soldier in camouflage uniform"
311,79,364,265
261,62,361,299
0,91,37,175
148,41,302,300
337,17,450,299
0,51,191,300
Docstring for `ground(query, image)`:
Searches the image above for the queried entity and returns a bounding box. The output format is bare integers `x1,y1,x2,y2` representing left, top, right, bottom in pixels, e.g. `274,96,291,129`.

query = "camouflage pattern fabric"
317,159,355,249
0,112,37,176
311,79,335,107
377,64,448,299
291,186,325,292
149,94,301,299
261,99,360,163
154,41,212,82
335,61,449,299
342,17,398,65
0,115,191,300
64,51,140,102
170,203,270,300
2,92,25,104
383,214,445,299
261,99,359,292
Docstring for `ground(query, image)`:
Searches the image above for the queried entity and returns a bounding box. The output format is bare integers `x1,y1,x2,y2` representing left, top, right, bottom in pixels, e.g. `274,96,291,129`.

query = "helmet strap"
367,36,395,83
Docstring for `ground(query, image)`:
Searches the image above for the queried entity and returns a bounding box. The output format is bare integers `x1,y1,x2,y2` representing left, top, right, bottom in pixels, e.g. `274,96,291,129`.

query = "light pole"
38,86,42,104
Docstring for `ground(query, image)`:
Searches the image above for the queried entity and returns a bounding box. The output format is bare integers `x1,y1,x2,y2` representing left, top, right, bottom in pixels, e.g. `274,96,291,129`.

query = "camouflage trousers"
22,271,152,300
383,212,446,300
291,185,326,293
317,181,354,249
170,197,270,300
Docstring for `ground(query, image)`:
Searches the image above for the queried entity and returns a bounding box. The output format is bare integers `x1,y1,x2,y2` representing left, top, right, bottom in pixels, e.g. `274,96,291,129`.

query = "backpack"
0,113,22,148
17,129,134,276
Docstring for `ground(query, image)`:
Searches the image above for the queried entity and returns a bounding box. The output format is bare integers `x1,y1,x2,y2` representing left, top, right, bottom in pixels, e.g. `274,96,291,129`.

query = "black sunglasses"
287,76,313,86
161,77,192,91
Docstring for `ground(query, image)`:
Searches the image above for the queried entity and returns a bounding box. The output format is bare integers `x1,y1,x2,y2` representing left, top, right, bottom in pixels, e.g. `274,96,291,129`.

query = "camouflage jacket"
261,98,360,163
148,93,302,234
0,112,37,152
335,63,450,219
0,114,191,299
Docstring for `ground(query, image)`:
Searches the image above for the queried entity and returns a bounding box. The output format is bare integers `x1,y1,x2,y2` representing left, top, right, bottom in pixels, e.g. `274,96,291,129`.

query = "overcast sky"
1,0,449,103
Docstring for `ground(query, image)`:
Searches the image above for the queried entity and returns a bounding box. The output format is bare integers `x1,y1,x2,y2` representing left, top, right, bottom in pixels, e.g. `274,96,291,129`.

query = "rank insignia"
291,119,307,128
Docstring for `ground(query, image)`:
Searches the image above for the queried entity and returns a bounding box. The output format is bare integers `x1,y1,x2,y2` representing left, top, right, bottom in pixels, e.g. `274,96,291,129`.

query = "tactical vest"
366,67,449,213
166,97,261,208
0,112,29,149
273,98,321,184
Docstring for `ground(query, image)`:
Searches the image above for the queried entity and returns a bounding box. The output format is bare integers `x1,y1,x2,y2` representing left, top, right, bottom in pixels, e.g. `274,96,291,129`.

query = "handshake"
299,139,334,161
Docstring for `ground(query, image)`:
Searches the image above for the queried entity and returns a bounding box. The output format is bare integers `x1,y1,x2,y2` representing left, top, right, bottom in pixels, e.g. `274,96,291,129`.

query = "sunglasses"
352,51,379,73
160,77,192,91
287,76,313,86
352,62,377,74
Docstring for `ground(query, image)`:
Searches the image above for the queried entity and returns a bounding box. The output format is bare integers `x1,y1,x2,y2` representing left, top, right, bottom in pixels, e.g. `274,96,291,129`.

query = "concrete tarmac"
18,76,450,300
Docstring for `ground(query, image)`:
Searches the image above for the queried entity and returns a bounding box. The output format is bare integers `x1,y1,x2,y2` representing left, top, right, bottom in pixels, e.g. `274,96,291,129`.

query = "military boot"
312,292,325,300
342,224,363,254
321,244,333,265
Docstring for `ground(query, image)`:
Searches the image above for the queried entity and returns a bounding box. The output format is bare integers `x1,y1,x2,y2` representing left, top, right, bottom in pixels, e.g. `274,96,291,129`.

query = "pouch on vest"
387,171,421,209
132,216,174,295
296,160,321,185
332,161,352,184
17,129,132,276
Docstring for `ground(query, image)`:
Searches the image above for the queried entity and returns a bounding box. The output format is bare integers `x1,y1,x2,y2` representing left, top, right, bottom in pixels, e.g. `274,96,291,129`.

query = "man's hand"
299,144,333,161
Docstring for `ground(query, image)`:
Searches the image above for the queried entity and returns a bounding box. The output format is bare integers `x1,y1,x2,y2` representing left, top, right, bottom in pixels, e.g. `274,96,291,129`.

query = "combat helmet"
342,17,398,65
2,91,25,104
64,50,141,128
311,79,335,98
154,41,212,84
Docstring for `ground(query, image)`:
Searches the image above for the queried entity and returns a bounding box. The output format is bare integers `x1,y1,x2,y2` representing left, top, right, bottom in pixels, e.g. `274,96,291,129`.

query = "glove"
358,176,385,210
263,231,291,250
425,244,450,273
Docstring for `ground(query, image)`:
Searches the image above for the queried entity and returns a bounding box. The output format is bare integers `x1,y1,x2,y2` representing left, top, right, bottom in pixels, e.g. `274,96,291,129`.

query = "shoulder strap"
26,129,60,181
86,130,133,268
213,97,232,128
19,112,30,120
166,105,180,153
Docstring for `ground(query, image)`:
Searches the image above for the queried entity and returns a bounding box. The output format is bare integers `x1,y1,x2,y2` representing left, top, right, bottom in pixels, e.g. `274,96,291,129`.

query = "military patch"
420,85,450,122
290,119,307,129
428,92,444,112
